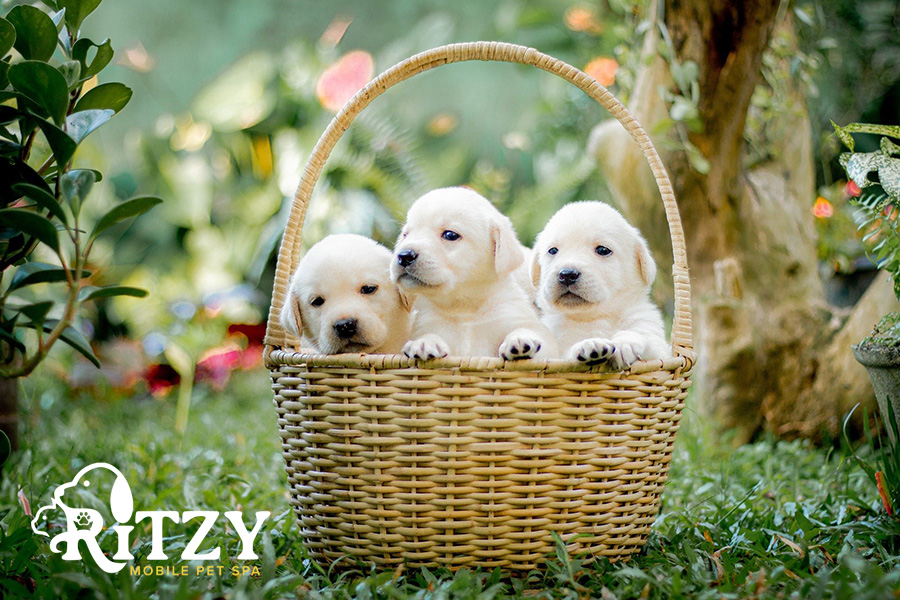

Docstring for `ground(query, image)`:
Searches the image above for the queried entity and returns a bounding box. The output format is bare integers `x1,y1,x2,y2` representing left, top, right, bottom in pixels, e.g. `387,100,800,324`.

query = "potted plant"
834,122,900,424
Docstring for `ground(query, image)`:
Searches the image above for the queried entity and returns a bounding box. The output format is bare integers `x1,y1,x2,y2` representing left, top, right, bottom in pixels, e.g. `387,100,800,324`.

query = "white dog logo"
31,463,133,573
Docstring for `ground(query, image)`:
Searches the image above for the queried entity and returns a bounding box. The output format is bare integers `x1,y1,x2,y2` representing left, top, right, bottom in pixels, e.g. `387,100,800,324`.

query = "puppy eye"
595,245,613,256
547,247,558,255
360,285,378,295
310,297,325,307
441,230,461,241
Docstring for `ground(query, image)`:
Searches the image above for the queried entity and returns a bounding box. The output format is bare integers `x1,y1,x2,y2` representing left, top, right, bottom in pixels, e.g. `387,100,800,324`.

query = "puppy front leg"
403,334,450,360
500,328,551,360
607,331,648,370
566,338,616,365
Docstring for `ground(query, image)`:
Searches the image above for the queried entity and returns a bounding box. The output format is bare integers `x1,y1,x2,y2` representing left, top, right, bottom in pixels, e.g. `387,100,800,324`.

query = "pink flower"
315,51,375,112
845,180,861,197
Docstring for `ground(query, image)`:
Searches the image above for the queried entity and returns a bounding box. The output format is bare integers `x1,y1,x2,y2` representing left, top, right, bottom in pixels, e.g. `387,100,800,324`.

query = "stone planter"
853,342,900,438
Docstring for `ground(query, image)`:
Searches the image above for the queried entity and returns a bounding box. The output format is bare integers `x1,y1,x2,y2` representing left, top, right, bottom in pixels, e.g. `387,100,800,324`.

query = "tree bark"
0,377,19,451
590,0,899,442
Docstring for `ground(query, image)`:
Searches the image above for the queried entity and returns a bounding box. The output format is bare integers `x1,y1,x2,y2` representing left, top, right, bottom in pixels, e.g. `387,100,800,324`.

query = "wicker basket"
265,42,694,571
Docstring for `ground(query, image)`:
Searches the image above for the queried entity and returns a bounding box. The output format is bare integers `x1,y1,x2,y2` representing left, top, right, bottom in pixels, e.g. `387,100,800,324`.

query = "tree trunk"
0,377,19,451
590,0,899,442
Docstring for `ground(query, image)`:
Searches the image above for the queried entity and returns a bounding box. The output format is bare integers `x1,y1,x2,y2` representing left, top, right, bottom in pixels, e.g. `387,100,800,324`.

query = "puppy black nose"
333,318,357,339
397,249,418,267
558,268,580,286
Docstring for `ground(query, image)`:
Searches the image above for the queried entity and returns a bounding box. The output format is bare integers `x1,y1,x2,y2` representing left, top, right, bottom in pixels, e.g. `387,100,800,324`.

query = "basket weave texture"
265,41,694,570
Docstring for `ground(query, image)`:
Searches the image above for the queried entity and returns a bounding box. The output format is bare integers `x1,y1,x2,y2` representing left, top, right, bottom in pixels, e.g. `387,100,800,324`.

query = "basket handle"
265,41,693,360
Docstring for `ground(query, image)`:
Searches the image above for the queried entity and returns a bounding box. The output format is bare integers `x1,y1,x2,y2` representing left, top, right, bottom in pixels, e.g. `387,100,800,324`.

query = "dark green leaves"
0,209,58,252
56,0,102,33
6,5,56,62
73,82,132,114
42,320,100,366
12,183,67,222
71,37,113,81
78,285,147,302
34,117,76,166
7,61,69,125
8,262,87,290
90,196,162,241
0,17,16,58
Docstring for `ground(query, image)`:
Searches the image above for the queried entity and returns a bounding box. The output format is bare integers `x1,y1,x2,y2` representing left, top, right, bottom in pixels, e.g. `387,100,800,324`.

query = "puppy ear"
491,216,524,276
279,291,304,339
531,250,541,288
634,234,657,287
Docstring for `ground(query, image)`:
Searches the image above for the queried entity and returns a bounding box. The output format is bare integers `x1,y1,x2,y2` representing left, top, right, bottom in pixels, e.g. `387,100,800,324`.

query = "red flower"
845,180,861,197
144,364,180,397
195,346,241,390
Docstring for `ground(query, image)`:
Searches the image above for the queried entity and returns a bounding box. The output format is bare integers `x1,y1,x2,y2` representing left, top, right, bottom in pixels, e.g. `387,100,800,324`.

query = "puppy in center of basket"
532,201,670,369
392,187,557,360
280,234,411,354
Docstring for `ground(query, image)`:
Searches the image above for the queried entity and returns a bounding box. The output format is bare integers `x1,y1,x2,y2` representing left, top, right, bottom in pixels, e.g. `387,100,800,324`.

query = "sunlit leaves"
73,82,132,114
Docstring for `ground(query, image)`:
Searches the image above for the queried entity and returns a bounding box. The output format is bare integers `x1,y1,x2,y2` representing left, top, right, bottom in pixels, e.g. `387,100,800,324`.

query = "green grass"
0,368,898,599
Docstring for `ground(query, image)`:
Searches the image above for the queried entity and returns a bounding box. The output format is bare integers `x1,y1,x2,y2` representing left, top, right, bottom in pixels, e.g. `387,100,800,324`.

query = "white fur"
280,234,411,354
532,201,670,369
392,187,557,360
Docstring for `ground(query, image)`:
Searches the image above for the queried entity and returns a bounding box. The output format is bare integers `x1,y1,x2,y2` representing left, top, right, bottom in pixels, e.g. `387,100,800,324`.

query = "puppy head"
280,234,409,354
391,187,523,299
532,201,656,315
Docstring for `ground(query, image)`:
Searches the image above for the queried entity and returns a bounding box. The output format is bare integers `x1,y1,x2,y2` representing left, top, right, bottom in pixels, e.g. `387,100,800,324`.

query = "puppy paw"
403,335,450,360
569,338,615,365
499,330,542,360
608,338,646,370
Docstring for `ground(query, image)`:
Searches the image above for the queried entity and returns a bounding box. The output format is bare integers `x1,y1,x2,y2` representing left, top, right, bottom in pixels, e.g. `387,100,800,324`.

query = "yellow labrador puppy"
280,234,411,354
532,201,670,369
392,187,557,360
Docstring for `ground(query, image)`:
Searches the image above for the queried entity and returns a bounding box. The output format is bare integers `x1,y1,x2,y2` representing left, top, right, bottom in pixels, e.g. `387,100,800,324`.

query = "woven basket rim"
267,347,692,374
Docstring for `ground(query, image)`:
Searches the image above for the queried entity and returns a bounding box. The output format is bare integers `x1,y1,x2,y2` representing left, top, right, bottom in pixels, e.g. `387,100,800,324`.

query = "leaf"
71,37,112,80
40,319,99,367
0,209,59,252
8,262,88,291
19,300,54,324
57,0,102,33
0,61,9,90
59,169,95,214
65,108,113,143
7,61,69,125
33,117,76,166
78,285,147,302
12,183,67,222
6,5,57,62
0,156,51,206
0,17,16,58
90,196,163,241
73,82,132,114
842,151,900,202
57,59,81,90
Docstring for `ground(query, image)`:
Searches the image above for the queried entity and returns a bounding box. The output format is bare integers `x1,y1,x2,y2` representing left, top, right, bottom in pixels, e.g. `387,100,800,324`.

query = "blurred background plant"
2,0,895,432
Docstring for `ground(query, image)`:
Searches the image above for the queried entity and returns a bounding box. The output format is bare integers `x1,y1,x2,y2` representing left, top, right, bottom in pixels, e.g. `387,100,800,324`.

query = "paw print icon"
73,510,94,529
